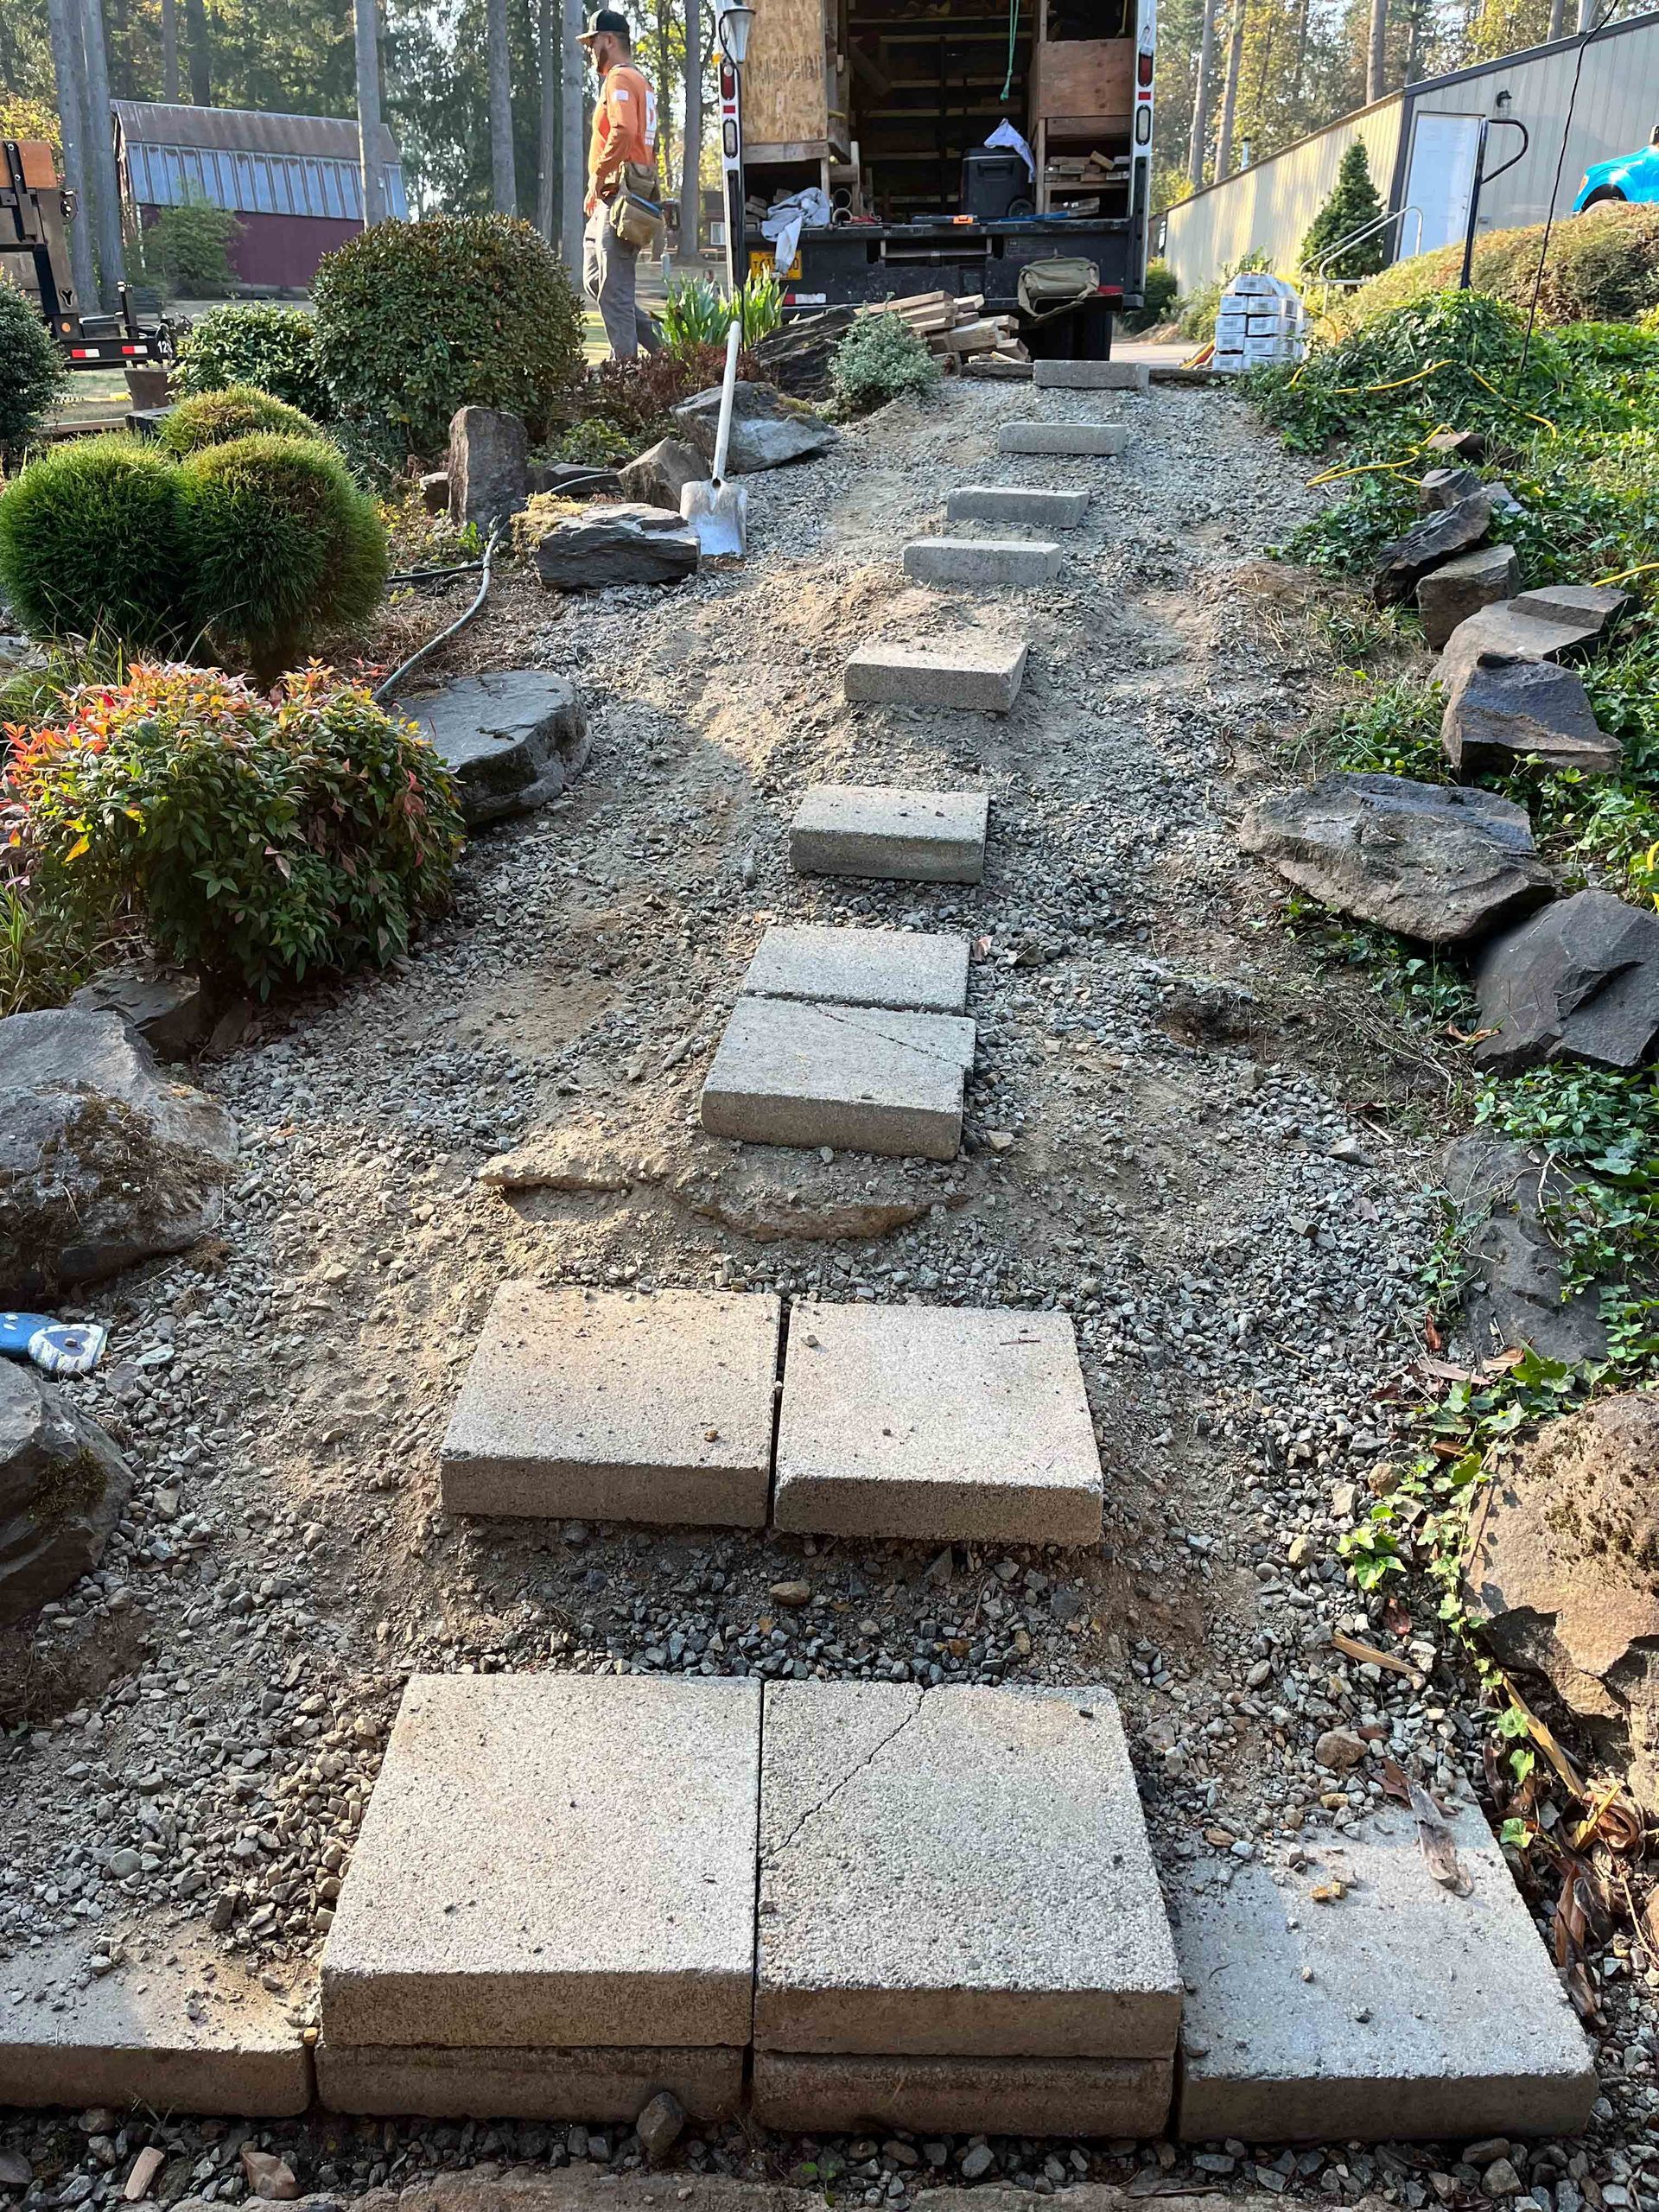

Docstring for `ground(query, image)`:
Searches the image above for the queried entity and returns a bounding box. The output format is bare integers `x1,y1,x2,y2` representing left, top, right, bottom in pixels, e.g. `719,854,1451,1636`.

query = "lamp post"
715,2,755,296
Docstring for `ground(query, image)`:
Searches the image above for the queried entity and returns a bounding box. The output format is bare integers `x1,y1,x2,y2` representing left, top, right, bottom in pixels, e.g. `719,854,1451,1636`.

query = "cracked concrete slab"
700,997,976,1160
755,1681,1180,2059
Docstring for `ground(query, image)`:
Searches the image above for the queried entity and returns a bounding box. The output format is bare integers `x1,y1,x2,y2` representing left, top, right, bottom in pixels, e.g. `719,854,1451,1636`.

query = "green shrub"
1340,202,1659,333
7,663,463,996
168,303,330,417
1127,259,1179,331
137,193,241,298
0,435,194,651
180,433,387,685
0,276,67,459
312,215,586,461
829,313,940,414
1300,142,1388,282
1175,251,1269,342
158,384,322,456
551,416,635,464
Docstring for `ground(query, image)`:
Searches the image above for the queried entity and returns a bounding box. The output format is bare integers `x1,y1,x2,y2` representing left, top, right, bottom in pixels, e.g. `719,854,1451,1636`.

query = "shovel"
681,318,748,558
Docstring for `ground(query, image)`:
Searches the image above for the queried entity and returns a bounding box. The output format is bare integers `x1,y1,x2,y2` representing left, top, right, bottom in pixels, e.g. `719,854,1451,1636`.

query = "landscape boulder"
1237,772,1554,944
1417,543,1517,651
527,460,623,499
753,306,857,397
1463,1393,1659,1808
447,407,530,531
672,381,838,474
69,965,216,1058
0,1010,238,1304
1440,588,1625,680
419,470,448,515
1441,1135,1607,1365
396,671,589,827
0,1363,132,1628
1473,889,1659,1073
1511,582,1630,635
1441,651,1622,778
532,503,700,589
618,436,708,512
1372,491,1491,607
1426,428,1487,461
1420,465,1484,509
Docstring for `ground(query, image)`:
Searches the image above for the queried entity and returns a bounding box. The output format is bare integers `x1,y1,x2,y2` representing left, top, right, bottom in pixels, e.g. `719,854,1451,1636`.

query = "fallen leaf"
1332,1628,1417,1680
1409,1780,1472,1896
1423,1313,1444,1352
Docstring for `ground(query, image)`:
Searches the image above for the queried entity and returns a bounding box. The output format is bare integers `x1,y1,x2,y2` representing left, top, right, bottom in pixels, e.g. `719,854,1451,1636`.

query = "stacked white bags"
1211,270,1306,374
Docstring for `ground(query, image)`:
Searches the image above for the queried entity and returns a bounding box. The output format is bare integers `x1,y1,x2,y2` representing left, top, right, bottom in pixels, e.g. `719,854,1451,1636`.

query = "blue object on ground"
0,1313,109,1376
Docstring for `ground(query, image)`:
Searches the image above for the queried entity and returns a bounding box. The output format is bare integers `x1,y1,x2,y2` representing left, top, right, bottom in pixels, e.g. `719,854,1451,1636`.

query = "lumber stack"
860,290,1029,374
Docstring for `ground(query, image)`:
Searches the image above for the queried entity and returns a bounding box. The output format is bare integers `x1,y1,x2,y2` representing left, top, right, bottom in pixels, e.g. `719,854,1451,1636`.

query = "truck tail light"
1138,49,1154,85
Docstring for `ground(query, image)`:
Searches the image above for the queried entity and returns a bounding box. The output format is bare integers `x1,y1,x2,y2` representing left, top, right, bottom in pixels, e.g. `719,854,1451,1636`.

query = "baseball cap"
577,8,631,41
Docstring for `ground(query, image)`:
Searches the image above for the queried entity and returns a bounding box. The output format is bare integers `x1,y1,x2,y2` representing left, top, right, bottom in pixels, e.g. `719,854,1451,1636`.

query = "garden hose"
999,0,1018,104
373,521,506,708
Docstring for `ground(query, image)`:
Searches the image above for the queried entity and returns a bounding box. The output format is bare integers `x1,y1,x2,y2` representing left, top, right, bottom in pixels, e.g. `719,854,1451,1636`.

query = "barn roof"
112,101,405,221
112,101,400,166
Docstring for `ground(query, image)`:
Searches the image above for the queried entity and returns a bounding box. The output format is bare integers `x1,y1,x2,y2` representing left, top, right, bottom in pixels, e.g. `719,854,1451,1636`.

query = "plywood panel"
1030,39,1132,122
745,0,832,147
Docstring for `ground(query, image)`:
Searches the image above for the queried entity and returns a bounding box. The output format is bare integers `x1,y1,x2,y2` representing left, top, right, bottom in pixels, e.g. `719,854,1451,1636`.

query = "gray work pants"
583,204,660,360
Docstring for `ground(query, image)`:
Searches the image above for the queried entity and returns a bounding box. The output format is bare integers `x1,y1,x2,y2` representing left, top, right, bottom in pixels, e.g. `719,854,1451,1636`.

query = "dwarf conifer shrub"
0,435,194,651
158,383,322,456
829,313,940,414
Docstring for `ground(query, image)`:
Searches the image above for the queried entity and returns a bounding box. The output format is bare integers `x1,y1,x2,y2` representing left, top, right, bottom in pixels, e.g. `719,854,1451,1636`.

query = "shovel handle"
712,318,741,486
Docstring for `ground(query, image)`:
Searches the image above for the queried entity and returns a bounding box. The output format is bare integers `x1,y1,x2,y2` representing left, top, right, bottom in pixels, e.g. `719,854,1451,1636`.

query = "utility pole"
1185,0,1219,187
45,0,99,311
354,0,387,226
561,0,585,271
1574,0,1596,29
161,0,180,99
682,0,702,252
1215,0,1245,181
537,0,562,241
1366,0,1389,103
488,0,516,213
79,0,126,305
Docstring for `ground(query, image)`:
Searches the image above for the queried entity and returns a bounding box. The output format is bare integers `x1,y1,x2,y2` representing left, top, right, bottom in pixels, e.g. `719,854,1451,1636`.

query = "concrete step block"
903,537,1063,588
317,2038,744,2120
440,1282,780,1527
1033,359,1150,391
700,996,975,1161
999,421,1128,457
741,924,969,1014
790,785,989,885
773,1302,1102,1545
1173,1802,1599,2141
0,1935,312,2114
751,2050,1173,2136
756,1681,1179,2058
321,1673,761,2051
945,484,1090,528
845,637,1028,712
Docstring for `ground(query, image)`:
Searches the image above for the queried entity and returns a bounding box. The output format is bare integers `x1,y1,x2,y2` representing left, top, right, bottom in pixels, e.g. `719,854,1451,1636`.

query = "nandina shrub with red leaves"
582,342,759,445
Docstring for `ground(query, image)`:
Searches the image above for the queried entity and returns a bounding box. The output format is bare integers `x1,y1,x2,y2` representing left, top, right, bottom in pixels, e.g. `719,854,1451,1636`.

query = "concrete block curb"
903,537,1063,588
790,785,989,884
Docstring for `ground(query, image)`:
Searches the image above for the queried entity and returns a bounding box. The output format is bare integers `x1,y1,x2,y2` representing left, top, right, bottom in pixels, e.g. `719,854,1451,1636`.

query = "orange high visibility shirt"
586,60,657,213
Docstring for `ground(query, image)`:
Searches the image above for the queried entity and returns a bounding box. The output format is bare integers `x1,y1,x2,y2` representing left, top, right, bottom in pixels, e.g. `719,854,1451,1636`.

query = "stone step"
321,1673,761,2052
790,785,989,884
999,420,1128,457
756,1681,1179,2058
1173,1802,1599,2142
751,2050,1172,2135
772,1302,1102,1545
1033,359,1150,391
700,995,975,1160
741,924,969,1014
946,484,1090,528
845,636,1028,712
903,537,1063,588
439,1283,781,1527
317,2038,745,2120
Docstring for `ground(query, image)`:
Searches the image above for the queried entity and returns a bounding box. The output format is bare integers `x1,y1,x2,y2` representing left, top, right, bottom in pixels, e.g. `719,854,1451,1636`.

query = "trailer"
1,138,167,372
734,0,1155,354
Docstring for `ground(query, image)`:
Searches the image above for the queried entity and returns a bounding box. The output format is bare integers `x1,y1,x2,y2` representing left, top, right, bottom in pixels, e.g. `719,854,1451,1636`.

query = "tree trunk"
184,0,210,107
1215,0,1246,181
488,0,516,213
681,0,702,251
161,0,179,98
1289,0,1310,107
653,0,671,199
561,0,585,271
1366,0,1389,102
1185,0,1220,186
537,0,562,241
354,0,386,226
45,0,99,310
79,0,125,304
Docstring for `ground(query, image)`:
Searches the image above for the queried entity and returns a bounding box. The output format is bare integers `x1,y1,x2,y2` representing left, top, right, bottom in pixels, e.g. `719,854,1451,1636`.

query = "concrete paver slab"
998,422,1127,457
317,2039,744,2120
321,1673,761,2050
902,537,1063,588
700,997,975,1160
741,925,969,1014
751,2050,1173,2135
440,1283,780,1527
773,1302,1102,1544
945,485,1090,528
1033,359,1149,391
845,638,1028,711
790,785,988,884
1173,1804,1599,2141
756,1681,1179,2057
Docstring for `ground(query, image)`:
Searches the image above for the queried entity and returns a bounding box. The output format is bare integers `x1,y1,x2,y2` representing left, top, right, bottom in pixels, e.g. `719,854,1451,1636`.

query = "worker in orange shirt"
578,9,663,359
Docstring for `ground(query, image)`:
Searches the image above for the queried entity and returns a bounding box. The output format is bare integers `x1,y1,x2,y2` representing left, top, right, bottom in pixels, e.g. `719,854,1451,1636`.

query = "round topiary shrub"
180,432,388,684
312,214,586,459
0,276,67,460
168,302,330,416
157,383,322,456
8,664,464,997
0,435,194,650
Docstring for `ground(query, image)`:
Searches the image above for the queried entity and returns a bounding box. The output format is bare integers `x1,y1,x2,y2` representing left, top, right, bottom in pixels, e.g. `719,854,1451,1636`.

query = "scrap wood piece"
1408,1779,1474,1897
1332,1627,1419,1681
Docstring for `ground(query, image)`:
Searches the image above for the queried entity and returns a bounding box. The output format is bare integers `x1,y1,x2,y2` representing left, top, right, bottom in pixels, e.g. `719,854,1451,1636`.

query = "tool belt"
608,161,664,253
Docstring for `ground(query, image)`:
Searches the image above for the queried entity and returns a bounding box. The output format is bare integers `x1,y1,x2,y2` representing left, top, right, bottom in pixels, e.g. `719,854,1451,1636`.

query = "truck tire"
1579,187,1627,207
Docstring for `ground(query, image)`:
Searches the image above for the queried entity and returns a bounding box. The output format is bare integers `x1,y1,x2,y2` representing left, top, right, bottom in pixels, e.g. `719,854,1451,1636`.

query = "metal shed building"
113,101,407,289
1157,10,1659,293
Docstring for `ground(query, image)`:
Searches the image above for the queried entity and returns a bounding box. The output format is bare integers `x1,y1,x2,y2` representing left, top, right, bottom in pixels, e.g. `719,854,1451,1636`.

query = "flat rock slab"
903,537,1063,588
756,1681,1179,2056
945,485,1090,528
751,2050,1173,2136
1511,582,1629,633
1032,359,1148,391
700,996,975,1161
741,925,969,1014
321,1673,761,2050
773,1303,1102,1546
0,1936,311,2114
1442,652,1620,777
534,504,700,590
1473,888,1659,1074
1173,1804,1598,2141
440,1283,780,1526
1440,599,1608,681
397,671,589,827
790,785,988,883
998,421,1127,456
317,2039,744,2120
845,638,1028,711
1373,492,1491,607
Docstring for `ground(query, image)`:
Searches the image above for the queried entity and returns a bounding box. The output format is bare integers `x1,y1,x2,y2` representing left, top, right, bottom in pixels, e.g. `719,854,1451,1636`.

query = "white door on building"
1404,112,1484,254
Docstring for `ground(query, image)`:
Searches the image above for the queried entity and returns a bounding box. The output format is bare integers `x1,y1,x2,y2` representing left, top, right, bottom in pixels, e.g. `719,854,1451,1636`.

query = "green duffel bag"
1017,256,1100,321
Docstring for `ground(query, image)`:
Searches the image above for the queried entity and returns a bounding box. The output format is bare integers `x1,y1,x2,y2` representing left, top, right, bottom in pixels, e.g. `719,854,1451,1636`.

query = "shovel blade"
680,478,748,559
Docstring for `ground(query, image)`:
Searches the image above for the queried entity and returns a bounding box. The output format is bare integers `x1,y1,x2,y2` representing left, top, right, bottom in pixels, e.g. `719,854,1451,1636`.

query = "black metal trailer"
1,138,167,372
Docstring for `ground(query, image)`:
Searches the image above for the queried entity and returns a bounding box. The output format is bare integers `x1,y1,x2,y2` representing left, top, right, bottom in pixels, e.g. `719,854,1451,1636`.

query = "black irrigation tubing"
372,522,506,707
386,560,486,584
